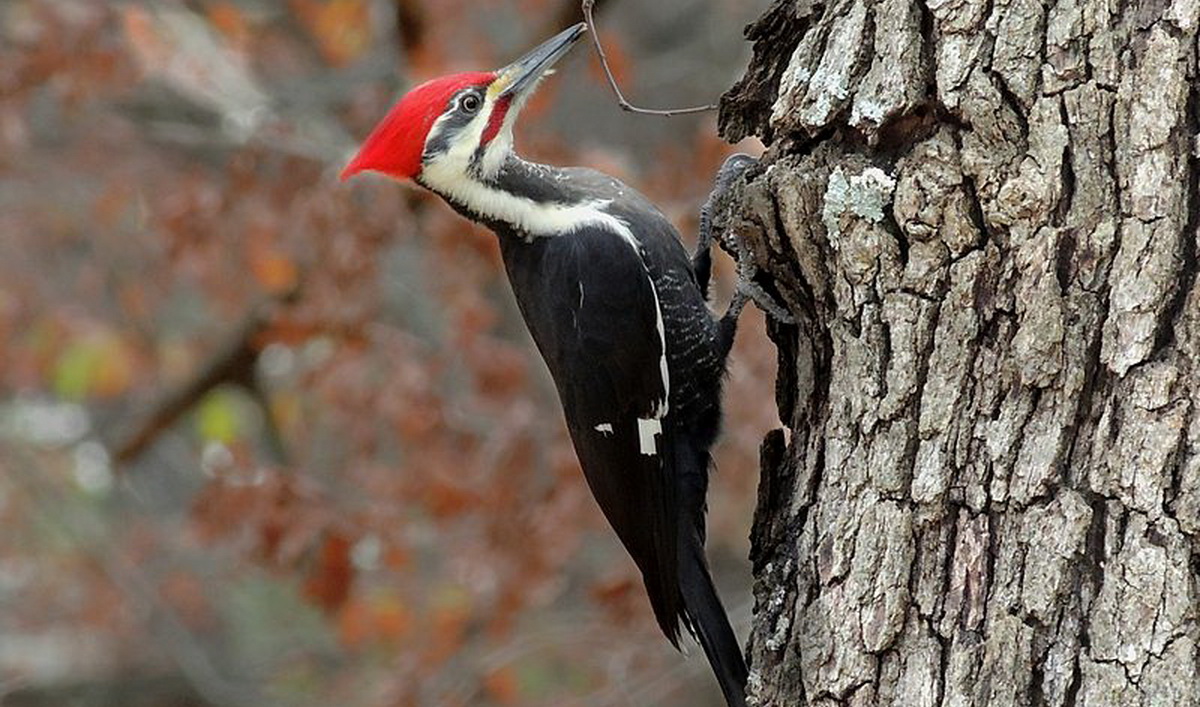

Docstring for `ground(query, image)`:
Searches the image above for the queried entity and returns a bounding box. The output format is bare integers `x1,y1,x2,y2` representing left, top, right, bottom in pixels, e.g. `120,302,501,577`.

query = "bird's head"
340,23,585,187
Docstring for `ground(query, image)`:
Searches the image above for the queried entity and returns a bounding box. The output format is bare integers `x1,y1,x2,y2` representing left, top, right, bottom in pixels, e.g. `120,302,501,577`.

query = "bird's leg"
726,235,796,325
694,153,759,300
696,154,759,254
696,154,796,327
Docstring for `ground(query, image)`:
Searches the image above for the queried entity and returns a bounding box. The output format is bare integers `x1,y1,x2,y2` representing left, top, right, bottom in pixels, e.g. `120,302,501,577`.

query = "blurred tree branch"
394,0,428,59
3,674,214,707
111,288,297,467
3,445,266,707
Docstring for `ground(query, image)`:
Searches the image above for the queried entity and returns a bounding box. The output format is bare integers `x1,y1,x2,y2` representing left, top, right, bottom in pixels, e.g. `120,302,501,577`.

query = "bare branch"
581,0,718,117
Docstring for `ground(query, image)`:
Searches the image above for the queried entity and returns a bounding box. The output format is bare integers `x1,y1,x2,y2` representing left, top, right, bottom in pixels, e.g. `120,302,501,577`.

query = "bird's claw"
697,154,795,325
726,235,796,325
695,154,760,303
696,153,759,256
734,273,796,324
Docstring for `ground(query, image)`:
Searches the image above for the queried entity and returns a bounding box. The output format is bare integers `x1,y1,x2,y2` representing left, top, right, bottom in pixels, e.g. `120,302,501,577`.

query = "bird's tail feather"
679,534,749,707
674,437,748,707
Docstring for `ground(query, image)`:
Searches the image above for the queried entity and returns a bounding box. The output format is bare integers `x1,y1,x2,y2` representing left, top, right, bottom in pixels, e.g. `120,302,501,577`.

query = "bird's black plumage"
437,156,748,705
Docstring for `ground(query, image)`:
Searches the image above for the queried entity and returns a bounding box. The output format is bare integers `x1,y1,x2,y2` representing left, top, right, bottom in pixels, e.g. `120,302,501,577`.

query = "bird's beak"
490,23,586,101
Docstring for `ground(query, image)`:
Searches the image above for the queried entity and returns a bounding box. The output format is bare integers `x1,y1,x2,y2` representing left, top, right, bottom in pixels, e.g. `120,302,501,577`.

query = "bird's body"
343,24,749,706
441,154,738,653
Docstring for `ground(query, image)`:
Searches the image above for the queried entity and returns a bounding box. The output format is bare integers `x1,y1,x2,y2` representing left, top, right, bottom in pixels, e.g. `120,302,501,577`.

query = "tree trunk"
715,0,1200,704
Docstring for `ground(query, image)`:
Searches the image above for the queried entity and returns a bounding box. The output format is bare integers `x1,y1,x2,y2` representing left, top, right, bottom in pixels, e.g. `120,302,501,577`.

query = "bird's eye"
461,93,482,114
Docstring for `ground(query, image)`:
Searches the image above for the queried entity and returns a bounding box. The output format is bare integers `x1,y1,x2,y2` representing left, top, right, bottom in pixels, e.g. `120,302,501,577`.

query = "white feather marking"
637,418,661,455
594,423,613,435
647,280,670,420
606,226,671,421
422,163,624,239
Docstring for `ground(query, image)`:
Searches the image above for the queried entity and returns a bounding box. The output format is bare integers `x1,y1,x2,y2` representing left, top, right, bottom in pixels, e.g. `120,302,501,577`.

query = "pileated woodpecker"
343,23,759,706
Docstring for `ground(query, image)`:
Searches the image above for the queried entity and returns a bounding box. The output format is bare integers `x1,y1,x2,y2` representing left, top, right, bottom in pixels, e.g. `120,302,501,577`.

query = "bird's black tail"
680,532,749,707
674,439,748,707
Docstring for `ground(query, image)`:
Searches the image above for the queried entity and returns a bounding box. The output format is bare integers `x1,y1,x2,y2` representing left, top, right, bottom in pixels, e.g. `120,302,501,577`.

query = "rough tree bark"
712,0,1200,704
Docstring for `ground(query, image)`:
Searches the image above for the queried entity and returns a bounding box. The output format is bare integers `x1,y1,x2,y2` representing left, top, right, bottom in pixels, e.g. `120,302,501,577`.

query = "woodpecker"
342,23,759,706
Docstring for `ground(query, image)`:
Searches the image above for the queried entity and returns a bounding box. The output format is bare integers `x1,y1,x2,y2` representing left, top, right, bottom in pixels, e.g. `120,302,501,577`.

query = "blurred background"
0,0,776,705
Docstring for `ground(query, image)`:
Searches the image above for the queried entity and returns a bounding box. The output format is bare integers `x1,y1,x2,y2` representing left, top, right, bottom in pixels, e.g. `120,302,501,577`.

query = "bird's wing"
538,227,685,644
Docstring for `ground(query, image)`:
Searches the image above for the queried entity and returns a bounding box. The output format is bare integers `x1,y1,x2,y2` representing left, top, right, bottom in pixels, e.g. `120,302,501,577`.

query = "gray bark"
715,0,1200,704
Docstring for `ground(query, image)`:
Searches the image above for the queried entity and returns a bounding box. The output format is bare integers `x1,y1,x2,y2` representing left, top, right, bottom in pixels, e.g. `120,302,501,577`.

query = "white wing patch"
637,418,662,455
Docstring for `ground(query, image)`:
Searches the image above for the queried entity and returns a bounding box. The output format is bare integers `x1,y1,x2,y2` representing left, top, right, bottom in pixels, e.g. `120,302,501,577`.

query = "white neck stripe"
420,165,624,240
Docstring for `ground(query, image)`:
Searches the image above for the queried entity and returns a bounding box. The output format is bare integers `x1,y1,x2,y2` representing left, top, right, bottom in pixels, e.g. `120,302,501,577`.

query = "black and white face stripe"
422,87,487,162
418,78,528,194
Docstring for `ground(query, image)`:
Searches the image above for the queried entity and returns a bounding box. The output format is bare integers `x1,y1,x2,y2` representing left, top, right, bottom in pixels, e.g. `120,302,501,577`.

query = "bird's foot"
694,154,760,301
725,241,796,325
696,153,759,256
696,153,794,325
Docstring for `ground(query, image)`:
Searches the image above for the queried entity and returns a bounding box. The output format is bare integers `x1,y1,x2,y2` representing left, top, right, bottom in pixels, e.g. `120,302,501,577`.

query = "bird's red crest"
340,72,495,181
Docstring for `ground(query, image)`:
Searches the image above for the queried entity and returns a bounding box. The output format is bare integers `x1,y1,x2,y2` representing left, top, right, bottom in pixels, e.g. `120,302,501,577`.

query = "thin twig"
581,0,718,117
